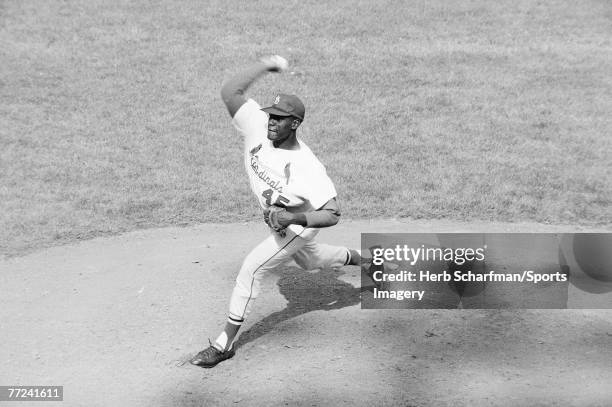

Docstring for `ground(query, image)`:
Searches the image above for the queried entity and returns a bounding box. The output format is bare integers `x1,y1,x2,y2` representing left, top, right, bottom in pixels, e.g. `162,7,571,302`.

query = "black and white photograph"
1,0,611,405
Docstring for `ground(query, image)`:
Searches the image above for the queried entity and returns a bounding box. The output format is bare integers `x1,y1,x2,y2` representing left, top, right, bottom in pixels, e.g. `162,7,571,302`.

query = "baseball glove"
264,206,288,237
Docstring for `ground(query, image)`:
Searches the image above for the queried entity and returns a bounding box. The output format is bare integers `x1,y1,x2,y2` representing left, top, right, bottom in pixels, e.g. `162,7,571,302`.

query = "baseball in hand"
272,55,289,71
263,55,289,72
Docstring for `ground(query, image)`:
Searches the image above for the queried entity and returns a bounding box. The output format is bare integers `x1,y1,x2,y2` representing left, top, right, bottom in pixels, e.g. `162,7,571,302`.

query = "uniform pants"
228,227,350,321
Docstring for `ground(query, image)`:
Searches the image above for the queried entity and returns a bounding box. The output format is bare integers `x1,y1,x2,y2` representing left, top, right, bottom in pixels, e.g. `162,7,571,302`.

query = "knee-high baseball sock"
214,317,242,352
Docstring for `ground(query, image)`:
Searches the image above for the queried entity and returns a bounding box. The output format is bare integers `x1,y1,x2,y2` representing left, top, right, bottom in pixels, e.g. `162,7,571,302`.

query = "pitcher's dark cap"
261,94,305,121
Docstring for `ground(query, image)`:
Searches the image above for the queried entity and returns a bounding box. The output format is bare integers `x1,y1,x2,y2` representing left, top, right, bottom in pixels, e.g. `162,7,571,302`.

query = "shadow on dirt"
234,266,368,350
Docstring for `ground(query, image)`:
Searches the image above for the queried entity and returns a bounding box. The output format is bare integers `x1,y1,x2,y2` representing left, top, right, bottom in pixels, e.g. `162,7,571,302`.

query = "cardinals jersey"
231,99,337,233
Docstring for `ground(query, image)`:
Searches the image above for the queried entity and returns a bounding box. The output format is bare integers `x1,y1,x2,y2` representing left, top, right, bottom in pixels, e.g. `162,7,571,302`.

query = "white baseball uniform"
227,98,351,322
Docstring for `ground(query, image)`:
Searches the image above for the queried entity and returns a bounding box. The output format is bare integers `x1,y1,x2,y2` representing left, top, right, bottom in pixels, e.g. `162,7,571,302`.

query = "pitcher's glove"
263,206,288,237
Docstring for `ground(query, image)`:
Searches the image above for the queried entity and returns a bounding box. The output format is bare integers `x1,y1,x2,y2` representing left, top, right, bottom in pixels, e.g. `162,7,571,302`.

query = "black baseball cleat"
190,342,235,368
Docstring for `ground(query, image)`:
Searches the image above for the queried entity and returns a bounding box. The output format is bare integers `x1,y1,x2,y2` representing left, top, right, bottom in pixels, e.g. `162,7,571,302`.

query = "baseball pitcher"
190,55,362,368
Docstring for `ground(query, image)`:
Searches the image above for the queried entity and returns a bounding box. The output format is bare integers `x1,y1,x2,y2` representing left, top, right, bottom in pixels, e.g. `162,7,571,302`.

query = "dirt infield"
1,220,611,406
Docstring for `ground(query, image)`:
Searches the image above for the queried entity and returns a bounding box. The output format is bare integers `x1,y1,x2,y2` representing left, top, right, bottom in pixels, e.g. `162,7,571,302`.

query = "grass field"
1,0,611,257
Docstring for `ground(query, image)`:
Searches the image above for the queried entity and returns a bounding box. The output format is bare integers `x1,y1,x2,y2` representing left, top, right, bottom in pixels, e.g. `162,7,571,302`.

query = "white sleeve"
303,165,338,210
231,98,267,146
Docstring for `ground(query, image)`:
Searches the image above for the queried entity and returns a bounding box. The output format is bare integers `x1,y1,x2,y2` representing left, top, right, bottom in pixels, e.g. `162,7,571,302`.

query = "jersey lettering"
262,188,290,207
262,189,274,206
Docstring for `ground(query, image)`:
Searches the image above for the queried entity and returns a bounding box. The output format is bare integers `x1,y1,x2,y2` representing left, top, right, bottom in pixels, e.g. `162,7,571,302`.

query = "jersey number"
262,188,289,207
